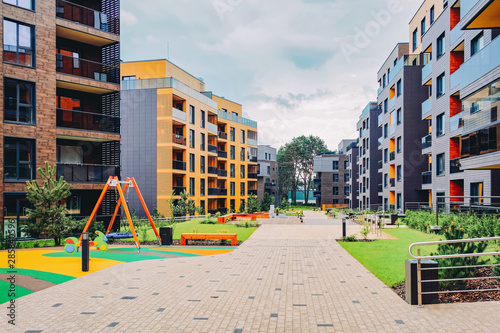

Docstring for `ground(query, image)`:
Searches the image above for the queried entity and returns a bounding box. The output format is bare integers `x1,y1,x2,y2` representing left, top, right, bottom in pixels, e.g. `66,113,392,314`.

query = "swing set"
79,176,161,252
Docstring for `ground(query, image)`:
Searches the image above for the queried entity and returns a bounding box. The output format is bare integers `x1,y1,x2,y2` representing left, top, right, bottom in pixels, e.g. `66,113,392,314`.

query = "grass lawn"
118,218,258,243
338,228,442,287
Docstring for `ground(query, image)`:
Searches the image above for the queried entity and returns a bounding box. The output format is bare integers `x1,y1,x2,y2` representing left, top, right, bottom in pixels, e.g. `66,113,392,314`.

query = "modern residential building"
313,149,351,208
120,59,258,216
356,102,382,210
257,145,279,204
2,0,121,234
377,43,429,212
345,140,359,209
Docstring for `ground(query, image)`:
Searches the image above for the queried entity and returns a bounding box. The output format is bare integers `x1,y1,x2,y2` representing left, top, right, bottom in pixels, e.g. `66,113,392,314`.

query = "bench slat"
180,233,237,246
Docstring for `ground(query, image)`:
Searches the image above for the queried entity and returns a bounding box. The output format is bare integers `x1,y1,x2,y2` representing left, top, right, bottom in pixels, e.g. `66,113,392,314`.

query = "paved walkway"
4,213,500,332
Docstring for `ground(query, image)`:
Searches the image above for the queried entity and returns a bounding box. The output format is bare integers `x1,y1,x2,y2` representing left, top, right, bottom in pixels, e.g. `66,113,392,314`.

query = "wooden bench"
180,233,238,246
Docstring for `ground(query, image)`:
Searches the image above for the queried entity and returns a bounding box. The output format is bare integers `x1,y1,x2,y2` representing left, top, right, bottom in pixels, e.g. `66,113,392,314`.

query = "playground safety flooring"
3,211,500,332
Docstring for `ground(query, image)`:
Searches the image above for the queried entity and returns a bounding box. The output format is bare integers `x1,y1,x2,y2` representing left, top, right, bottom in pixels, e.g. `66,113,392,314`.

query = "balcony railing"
57,163,119,183
422,134,432,150
390,177,395,187
173,160,186,171
378,184,383,193
172,134,186,146
389,151,395,161
248,156,257,163
378,113,383,126
218,150,228,158
264,182,276,189
56,108,120,134
378,160,383,169
208,188,219,196
208,166,218,175
207,122,218,133
219,188,228,196
422,97,432,117
450,158,462,174
422,171,432,185
208,144,218,154
248,189,258,196
218,169,227,177
450,112,464,132
248,172,258,179
56,53,119,84
173,186,186,195
172,108,186,122
313,178,321,185
218,131,227,140
56,0,120,35
422,59,432,83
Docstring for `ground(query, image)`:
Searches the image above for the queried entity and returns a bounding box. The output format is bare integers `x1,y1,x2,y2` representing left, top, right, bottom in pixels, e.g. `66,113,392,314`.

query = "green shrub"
199,219,217,224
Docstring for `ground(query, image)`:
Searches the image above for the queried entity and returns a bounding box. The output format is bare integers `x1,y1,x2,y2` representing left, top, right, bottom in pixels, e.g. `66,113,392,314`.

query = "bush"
199,219,217,224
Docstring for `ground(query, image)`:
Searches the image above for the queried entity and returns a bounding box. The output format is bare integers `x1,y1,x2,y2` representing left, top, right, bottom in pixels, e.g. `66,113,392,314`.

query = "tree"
171,190,196,217
246,194,260,214
24,162,75,246
295,136,328,203
277,142,301,204
260,192,274,212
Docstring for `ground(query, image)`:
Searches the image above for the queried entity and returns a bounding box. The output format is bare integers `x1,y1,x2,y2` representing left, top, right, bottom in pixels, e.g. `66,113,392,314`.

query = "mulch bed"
393,267,500,303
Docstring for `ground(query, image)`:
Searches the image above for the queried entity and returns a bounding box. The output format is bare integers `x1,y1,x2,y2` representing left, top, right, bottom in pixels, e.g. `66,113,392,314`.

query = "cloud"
120,10,138,26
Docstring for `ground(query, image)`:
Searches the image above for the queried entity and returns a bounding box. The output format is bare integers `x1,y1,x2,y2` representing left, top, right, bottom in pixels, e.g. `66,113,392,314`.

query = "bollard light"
342,218,346,238
82,232,89,272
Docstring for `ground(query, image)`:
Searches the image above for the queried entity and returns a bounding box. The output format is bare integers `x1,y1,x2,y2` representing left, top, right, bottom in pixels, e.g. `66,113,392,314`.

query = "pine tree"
25,162,75,246
247,194,260,214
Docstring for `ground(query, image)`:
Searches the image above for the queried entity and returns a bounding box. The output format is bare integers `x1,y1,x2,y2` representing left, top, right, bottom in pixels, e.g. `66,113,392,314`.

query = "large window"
230,182,235,196
3,19,35,67
384,98,388,113
230,145,235,160
412,28,418,51
421,18,426,37
230,164,235,178
189,153,195,172
396,193,402,211
396,80,401,97
200,156,205,173
189,105,195,124
332,187,339,196
436,33,445,58
471,33,484,56
384,124,388,138
240,147,245,161
344,187,349,196
3,0,34,10
333,174,339,183
240,165,245,178
4,78,35,124
436,153,445,176
4,137,35,181
332,161,339,170
396,165,401,182
470,182,483,204
430,6,435,24
200,110,205,128
397,136,402,153
436,113,444,137
436,73,445,98
384,149,388,163
200,179,205,196
230,127,235,141
240,129,245,144
240,182,245,196
189,177,195,196
189,129,195,148
200,133,205,151
397,108,401,124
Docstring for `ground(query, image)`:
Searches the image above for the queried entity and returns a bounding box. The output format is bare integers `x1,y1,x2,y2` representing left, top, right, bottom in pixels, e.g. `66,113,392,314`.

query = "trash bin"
159,227,173,246
405,259,438,305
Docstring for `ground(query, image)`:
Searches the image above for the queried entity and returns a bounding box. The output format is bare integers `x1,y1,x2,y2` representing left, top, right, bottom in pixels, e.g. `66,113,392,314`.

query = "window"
189,154,195,172
412,28,418,51
200,178,205,196
366,158,369,170
366,118,369,129
3,19,35,67
332,161,339,170
200,110,205,128
189,129,195,148
240,182,245,196
396,108,401,124
230,199,235,211
382,74,386,88
267,166,270,175
240,147,245,161
396,193,402,211
397,136,401,153
333,199,339,204
384,149,388,163
471,101,480,114
384,174,388,188
332,187,339,196
200,156,205,173
436,73,445,98
344,173,349,182
200,133,205,151
366,138,369,150
240,130,245,144
344,161,348,169
240,165,245,178
366,178,370,189
4,137,35,181
230,182,235,196
471,33,484,56
230,127,235,141
189,178,195,196
430,6,435,24
397,165,401,182
437,33,445,58
189,105,195,124
436,153,445,176
4,78,35,124
230,145,235,159
344,187,349,195
421,18,426,37
396,79,401,96
384,124,388,138
470,182,483,204
3,0,34,10
333,174,339,183
384,99,388,113
230,164,235,178
436,113,444,136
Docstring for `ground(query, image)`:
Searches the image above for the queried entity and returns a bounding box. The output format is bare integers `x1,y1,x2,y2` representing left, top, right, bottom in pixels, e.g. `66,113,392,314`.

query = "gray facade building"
257,145,279,203
345,141,359,209
313,153,350,208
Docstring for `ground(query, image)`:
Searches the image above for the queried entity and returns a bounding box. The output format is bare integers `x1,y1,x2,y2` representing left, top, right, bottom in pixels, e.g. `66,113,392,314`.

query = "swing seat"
106,232,137,239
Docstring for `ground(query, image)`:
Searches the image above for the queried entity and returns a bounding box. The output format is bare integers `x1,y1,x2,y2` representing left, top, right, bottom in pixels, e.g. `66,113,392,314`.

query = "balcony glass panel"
172,108,186,122
422,97,432,117
388,58,404,83
422,59,432,82
450,24,464,45
57,163,119,182
56,109,119,133
389,97,396,110
378,113,383,127
56,0,120,35
422,134,432,149
422,171,432,184
56,53,119,84
461,0,481,20
207,122,218,133
450,112,464,132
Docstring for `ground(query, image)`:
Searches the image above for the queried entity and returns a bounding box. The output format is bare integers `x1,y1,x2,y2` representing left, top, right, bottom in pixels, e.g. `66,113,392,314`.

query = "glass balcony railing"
56,53,119,84
56,108,119,134
378,137,383,147
173,160,186,171
248,172,258,179
389,57,404,83
422,60,432,82
450,24,464,46
422,171,432,185
57,163,119,182
248,189,258,196
461,0,481,20
208,144,218,154
389,97,396,110
422,97,432,117
207,122,218,133
217,150,227,158
208,166,218,175
450,112,464,132
217,169,227,177
173,186,186,195
389,123,396,136
218,110,257,129
378,160,383,169
422,134,432,150
56,0,120,35
390,177,395,187
450,158,463,174
218,131,227,140
378,113,383,127
389,151,395,161
248,138,258,146
172,134,186,146
378,184,383,193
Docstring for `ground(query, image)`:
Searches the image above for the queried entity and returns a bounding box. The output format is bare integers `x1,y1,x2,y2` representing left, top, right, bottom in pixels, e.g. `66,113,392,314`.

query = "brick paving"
3,211,500,332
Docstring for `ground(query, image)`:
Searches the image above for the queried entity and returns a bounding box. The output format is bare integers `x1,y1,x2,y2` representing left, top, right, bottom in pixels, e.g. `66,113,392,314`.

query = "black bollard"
342,218,346,238
82,232,89,272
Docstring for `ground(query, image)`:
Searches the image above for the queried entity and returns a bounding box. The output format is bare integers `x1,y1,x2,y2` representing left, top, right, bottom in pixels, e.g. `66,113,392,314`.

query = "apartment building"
345,141,359,209
377,43,429,212
2,0,121,234
257,145,279,203
120,60,258,216
356,102,383,210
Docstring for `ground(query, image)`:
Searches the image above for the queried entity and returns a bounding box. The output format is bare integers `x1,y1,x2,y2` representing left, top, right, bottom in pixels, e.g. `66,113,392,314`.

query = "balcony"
219,188,228,196
389,123,396,136
248,156,257,163
377,86,382,95
378,113,383,126
56,53,119,84
173,186,186,195
173,160,186,171
378,160,383,169
389,97,396,110
218,150,228,158
264,182,276,190
422,171,432,185
218,131,227,140
363,148,366,155
422,134,432,150
248,189,258,196
389,151,395,161
450,112,464,132
390,177,395,187
218,110,257,129
248,172,258,179
208,188,220,196
248,138,258,146
208,166,218,175
56,108,119,134
208,144,218,154
450,23,464,46
422,60,432,83
378,184,383,193
56,0,120,35
56,163,119,182
207,122,218,134
422,97,432,117
461,0,481,20
217,169,227,177
172,108,186,122
362,167,366,174
378,137,383,147
313,191,321,198
313,178,321,185
388,57,404,83
450,158,463,174
172,134,186,146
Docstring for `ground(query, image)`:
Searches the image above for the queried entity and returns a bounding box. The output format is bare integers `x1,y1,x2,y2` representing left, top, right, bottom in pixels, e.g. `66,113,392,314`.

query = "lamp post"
82,232,89,272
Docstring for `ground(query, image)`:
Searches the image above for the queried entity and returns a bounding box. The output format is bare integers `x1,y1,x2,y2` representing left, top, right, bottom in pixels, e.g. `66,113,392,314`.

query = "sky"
120,0,423,151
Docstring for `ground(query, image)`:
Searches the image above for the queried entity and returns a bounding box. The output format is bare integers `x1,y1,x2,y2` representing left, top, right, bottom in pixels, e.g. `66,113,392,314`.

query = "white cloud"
120,10,138,26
